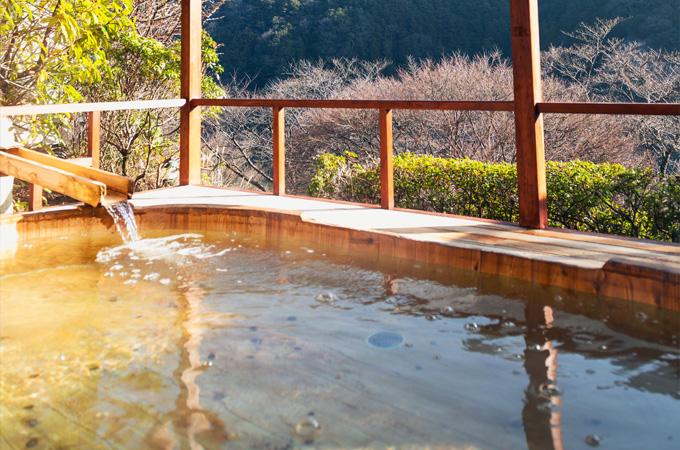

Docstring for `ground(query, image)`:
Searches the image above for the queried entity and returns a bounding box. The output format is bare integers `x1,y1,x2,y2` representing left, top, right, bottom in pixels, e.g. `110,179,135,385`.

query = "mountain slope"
207,0,679,86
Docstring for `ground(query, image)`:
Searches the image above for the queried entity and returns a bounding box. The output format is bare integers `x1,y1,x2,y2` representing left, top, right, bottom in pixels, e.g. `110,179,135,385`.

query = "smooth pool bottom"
0,231,678,449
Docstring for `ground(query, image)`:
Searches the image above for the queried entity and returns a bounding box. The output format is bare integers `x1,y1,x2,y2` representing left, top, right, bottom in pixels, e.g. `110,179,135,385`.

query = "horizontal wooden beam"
0,152,106,207
537,102,680,116
193,98,515,112
2,98,675,117
0,99,186,117
3,148,133,197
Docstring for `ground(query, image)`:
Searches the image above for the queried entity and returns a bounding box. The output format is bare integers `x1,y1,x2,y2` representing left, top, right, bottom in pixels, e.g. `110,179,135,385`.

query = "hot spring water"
0,210,678,449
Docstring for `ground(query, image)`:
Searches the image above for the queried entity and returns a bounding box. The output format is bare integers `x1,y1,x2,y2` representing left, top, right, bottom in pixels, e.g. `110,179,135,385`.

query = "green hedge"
309,152,680,242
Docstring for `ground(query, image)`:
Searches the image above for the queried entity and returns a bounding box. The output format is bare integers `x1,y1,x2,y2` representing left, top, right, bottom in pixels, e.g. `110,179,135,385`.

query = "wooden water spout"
0,147,133,207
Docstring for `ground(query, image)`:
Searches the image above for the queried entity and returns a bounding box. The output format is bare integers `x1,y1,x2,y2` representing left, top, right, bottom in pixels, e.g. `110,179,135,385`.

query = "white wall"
0,115,18,214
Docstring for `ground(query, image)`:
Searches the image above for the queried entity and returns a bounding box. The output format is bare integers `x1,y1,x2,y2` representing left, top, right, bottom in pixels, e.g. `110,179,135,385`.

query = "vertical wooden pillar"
510,0,548,229
179,0,202,185
87,111,100,169
272,107,285,195
28,183,42,211
379,109,394,209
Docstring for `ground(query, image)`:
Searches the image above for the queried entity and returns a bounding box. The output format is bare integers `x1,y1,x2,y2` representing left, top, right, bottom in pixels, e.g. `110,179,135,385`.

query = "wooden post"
28,183,42,211
179,0,202,185
379,109,394,210
510,0,548,229
87,111,100,169
272,107,285,195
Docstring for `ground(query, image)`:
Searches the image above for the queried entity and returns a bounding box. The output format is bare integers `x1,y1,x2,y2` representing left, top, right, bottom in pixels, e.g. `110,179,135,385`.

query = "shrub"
309,153,679,242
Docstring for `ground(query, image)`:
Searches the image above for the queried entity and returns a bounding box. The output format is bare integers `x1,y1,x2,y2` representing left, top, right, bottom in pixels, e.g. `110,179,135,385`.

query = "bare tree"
543,17,679,175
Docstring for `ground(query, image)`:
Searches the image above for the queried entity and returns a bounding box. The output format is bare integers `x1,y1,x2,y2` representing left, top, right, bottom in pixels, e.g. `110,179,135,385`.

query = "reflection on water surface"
0,231,678,449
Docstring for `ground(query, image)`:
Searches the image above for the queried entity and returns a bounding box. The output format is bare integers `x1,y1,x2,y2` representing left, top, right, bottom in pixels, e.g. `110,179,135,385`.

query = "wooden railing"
0,99,186,210
1,96,678,216
194,97,679,212
1,0,679,225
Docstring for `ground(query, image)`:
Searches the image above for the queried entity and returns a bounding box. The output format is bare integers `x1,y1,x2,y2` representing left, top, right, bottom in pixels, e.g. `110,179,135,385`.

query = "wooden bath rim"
1,198,678,312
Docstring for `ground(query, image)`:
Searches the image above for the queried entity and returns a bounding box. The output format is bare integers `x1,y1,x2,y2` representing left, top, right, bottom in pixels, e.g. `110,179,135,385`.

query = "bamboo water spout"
0,147,133,207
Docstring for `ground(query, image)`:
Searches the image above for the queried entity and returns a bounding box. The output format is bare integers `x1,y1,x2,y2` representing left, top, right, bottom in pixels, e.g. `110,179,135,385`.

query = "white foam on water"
96,234,231,265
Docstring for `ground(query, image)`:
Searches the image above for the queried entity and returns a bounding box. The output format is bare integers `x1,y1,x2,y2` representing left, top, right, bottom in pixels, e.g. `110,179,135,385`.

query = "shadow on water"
144,282,229,449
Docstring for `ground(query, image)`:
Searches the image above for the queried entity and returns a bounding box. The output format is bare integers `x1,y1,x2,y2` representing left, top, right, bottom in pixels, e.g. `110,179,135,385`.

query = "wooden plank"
3,148,132,197
0,152,105,207
379,109,394,209
194,99,679,117
193,98,515,112
179,0,202,185
87,111,100,169
0,99,185,117
28,183,42,211
272,107,285,195
510,0,548,229
537,102,680,116
70,157,93,167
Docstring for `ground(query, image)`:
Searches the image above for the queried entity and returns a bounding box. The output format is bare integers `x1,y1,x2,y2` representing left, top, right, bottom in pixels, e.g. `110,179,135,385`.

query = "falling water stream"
103,200,139,242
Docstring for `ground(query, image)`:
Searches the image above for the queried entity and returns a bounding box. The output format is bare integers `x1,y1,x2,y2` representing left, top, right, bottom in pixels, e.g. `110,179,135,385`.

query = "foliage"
78,29,224,188
309,153,680,242
0,0,134,105
543,17,680,175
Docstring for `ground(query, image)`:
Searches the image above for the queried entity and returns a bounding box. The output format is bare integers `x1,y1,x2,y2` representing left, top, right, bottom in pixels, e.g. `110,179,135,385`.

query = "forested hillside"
207,0,679,86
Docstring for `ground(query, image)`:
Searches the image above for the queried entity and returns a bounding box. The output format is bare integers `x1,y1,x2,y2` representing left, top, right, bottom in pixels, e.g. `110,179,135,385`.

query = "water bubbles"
367,331,404,349
123,279,137,285
110,264,123,271
502,320,516,328
585,434,603,447
25,419,39,427
315,292,338,303
294,413,322,440
599,344,608,351
426,315,439,321
636,311,648,323
464,322,480,332
539,402,561,412
513,353,525,360
440,306,454,314
539,383,563,397
159,278,171,285
554,295,563,303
